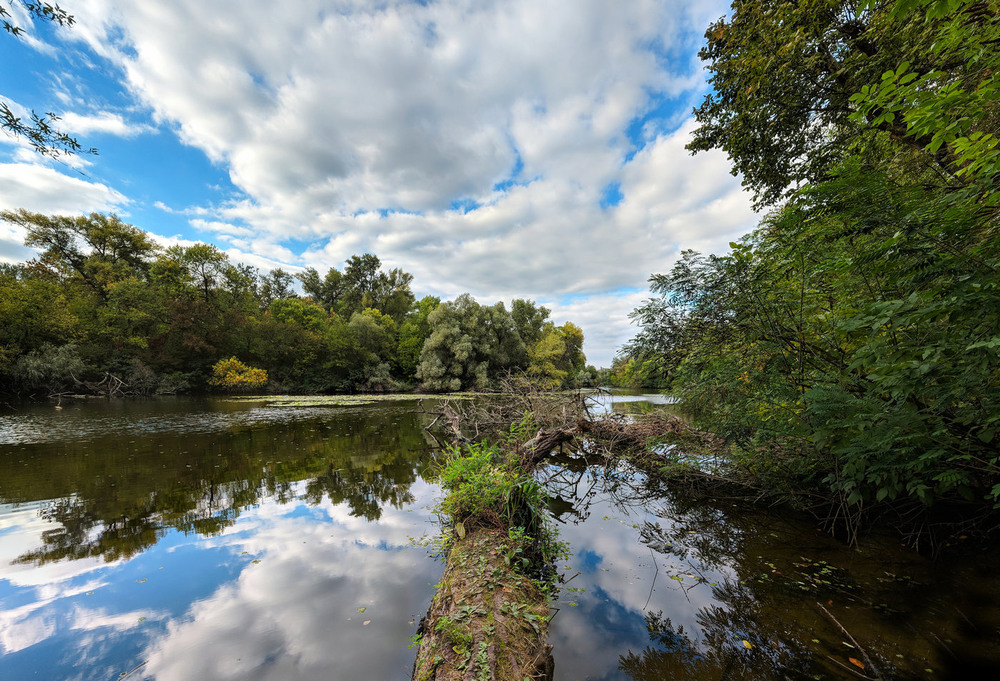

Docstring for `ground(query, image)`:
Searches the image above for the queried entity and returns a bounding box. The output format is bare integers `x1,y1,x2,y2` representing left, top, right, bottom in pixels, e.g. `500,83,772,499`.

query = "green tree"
2,210,158,300
0,263,79,379
416,294,527,391
297,266,344,312
13,343,85,394
395,295,440,379
688,0,958,207
299,254,415,323
511,299,550,347
627,0,1000,536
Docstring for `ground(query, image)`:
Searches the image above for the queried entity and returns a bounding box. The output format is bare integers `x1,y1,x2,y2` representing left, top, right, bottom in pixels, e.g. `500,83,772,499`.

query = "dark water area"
1,394,999,680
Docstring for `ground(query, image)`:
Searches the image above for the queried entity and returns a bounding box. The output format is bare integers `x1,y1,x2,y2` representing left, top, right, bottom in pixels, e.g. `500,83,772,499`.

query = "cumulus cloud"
48,0,758,364
0,162,130,262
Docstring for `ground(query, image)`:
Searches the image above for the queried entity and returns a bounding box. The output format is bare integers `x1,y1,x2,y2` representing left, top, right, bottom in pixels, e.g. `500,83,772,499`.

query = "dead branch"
817,602,882,680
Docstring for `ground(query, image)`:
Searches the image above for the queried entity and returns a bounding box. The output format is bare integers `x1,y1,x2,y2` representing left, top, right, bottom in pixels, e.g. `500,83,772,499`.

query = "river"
1,394,998,680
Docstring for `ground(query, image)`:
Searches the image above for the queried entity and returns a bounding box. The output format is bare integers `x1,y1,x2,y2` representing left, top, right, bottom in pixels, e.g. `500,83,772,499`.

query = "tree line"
0,209,593,397
618,0,1000,534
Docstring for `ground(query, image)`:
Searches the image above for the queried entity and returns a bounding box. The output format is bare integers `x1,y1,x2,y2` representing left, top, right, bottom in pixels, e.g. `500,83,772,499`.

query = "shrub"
208,357,268,393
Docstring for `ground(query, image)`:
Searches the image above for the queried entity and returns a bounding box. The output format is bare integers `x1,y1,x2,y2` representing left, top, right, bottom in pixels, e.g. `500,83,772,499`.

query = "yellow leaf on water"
742,640,753,649
848,658,865,670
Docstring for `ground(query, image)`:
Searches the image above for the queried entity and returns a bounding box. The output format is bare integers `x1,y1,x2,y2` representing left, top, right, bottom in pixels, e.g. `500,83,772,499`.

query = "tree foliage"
626,0,1000,534
0,212,586,396
688,0,996,207
417,296,585,391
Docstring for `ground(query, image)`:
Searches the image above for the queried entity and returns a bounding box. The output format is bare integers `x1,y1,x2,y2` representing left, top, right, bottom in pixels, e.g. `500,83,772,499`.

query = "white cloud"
0,162,127,215
57,110,153,137
49,0,757,364
544,291,651,368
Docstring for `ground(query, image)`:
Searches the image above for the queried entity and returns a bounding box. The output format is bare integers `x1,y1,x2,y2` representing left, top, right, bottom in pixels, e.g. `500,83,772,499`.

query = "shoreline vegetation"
610,0,1000,552
0,211,599,401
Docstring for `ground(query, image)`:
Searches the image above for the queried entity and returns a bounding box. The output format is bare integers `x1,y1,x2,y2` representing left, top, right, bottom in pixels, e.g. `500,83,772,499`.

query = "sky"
0,0,757,367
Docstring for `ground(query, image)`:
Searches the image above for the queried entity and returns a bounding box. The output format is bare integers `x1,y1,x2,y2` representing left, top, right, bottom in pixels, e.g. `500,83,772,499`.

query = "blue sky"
0,0,756,366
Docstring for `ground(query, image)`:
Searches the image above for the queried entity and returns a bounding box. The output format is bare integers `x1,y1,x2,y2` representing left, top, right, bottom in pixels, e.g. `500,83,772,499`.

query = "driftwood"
520,426,578,468
412,399,470,443
70,371,128,397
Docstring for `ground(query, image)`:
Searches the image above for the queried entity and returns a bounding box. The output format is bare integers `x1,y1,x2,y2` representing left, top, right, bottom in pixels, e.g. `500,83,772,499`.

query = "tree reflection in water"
542,451,1000,681
2,402,437,565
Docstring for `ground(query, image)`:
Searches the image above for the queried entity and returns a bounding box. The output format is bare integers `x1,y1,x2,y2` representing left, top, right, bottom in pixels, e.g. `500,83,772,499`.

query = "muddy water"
1,394,998,680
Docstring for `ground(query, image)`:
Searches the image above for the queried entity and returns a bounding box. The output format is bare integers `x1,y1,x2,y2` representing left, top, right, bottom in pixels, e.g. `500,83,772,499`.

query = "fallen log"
519,425,578,468
411,529,553,681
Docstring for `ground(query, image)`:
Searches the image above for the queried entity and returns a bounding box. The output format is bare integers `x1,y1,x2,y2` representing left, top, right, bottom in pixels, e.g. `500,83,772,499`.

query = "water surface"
0,397,441,681
2,394,999,681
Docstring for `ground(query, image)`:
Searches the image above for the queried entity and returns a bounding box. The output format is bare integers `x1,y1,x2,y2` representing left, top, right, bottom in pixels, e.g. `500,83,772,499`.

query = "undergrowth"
433,415,566,587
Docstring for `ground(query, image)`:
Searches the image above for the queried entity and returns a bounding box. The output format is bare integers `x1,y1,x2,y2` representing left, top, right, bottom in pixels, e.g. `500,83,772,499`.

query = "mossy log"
411,529,553,681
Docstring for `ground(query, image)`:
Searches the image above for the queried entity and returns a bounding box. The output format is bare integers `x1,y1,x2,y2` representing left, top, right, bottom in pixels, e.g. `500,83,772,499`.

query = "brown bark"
411,529,553,681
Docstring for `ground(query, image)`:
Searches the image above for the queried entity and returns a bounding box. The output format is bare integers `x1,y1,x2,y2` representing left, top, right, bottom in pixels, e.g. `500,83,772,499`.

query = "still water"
1,395,999,680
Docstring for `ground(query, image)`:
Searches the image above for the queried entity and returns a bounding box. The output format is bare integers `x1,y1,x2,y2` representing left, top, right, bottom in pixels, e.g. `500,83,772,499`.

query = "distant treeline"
0,210,595,397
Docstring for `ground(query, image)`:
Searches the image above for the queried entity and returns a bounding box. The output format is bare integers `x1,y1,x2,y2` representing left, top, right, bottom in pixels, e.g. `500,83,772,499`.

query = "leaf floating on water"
138,617,146,622
135,579,147,583
251,559,261,564
848,658,865,669
363,620,371,626
358,607,366,613
742,640,753,650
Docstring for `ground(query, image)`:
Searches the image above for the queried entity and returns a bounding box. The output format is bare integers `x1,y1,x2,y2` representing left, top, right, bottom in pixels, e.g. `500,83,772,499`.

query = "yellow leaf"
849,657,865,670
742,640,753,649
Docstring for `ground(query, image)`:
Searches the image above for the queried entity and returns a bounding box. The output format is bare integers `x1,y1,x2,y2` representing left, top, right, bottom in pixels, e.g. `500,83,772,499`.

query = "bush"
13,343,86,394
437,440,546,537
208,357,268,393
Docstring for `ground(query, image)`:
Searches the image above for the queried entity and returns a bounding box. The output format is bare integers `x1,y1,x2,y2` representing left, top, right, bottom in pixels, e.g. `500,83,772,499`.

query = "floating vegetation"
225,393,473,408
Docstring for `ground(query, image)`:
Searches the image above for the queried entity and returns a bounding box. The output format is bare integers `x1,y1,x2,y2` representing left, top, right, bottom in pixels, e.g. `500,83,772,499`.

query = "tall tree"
2,210,158,299
416,294,526,391
687,0,957,207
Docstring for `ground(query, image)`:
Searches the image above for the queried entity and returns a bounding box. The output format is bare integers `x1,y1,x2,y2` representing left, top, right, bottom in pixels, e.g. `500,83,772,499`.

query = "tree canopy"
0,211,587,396
623,0,1000,540
688,0,997,207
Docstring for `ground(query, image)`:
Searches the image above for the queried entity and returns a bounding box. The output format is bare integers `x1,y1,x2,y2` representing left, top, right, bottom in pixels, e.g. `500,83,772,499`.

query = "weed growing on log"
435,437,565,583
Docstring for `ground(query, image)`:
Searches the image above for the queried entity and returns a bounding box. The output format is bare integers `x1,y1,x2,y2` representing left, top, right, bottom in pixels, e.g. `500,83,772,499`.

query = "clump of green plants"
434,430,565,580
437,440,544,535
